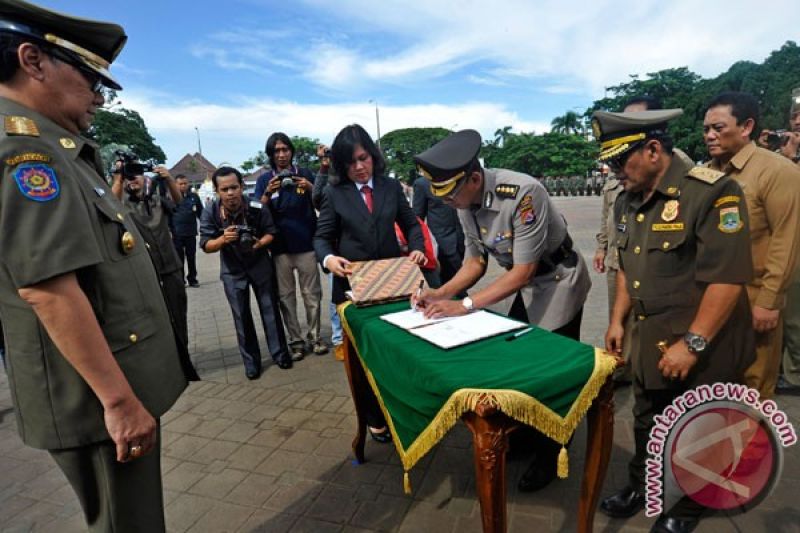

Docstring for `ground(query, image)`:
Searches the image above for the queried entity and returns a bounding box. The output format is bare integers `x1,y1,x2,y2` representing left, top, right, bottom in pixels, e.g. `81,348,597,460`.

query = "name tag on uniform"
617,223,627,233
652,223,684,231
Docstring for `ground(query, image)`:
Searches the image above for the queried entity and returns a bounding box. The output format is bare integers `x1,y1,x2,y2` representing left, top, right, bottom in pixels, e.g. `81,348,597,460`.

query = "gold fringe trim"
403,471,412,495
558,445,569,479
340,305,618,488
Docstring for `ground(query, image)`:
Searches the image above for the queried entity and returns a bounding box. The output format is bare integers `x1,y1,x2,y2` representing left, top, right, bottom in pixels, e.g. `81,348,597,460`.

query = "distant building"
169,152,217,187
243,165,270,200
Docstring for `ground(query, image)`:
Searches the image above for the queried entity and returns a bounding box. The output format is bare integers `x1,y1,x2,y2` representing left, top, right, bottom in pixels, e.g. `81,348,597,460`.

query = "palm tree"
550,111,583,135
493,126,513,147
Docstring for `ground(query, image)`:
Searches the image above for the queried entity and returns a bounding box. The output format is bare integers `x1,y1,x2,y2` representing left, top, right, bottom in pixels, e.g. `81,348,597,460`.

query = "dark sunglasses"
46,46,104,93
607,143,643,173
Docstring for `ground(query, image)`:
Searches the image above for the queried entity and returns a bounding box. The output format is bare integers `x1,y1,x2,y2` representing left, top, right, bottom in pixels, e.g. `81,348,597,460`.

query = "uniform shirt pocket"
647,231,689,276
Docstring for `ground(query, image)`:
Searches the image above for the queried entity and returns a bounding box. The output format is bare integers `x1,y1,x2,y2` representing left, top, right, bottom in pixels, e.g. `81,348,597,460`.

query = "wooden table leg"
462,401,518,533
341,334,367,464
578,378,615,533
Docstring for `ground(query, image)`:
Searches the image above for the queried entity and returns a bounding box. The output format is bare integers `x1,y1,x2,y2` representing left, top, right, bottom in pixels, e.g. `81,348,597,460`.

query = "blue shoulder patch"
12,162,60,202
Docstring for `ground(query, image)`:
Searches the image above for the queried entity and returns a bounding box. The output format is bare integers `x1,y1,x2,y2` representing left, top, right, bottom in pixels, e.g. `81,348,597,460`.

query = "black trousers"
50,426,165,533
173,235,198,284
630,382,706,520
222,274,289,372
509,292,583,471
161,270,199,381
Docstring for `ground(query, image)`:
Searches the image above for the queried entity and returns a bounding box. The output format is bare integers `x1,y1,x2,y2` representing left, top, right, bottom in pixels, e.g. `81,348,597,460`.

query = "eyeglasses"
442,176,468,200
46,47,105,93
607,145,640,173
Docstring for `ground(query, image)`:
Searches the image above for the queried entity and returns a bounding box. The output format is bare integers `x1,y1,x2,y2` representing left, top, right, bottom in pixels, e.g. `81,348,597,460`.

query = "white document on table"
380,309,526,349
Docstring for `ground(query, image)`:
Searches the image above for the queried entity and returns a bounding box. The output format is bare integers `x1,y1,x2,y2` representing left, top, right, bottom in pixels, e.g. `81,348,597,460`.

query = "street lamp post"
369,99,381,149
194,127,202,155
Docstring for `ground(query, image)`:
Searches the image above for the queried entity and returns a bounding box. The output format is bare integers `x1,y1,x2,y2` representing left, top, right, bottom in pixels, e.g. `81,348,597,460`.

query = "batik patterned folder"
346,257,424,306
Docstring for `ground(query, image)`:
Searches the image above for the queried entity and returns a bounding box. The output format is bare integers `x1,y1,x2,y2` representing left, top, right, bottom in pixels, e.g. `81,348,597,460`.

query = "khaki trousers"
744,285,784,399
782,268,800,385
274,251,322,345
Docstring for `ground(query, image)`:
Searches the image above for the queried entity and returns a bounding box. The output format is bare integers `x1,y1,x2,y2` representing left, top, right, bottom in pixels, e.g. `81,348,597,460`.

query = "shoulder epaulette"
4,116,40,137
495,184,519,199
687,167,724,185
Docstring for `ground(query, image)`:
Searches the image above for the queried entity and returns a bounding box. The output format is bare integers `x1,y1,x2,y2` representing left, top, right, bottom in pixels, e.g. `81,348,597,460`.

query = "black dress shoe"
650,514,698,533
368,426,392,444
245,368,261,380
275,358,293,370
599,486,645,518
517,457,557,492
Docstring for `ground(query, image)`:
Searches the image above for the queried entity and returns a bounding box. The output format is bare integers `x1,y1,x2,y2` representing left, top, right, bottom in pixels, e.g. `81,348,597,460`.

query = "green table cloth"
340,301,617,486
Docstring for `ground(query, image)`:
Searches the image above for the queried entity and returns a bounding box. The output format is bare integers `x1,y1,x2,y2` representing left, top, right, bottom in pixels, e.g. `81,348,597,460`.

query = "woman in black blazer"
314,124,425,442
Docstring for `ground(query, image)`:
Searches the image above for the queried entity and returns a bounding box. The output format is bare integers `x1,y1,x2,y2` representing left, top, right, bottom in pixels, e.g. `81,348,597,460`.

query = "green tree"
88,108,166,163
380,127,452,183
484,131,597,177
550,111,583,135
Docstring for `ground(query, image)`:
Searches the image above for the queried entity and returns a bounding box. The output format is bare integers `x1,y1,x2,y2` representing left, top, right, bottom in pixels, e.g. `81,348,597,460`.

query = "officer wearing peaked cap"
593,110,755,533
0,1,186,531
412,129,592,493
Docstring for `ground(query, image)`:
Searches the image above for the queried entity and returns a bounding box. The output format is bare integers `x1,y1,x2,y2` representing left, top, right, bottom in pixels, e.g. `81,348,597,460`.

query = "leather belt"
536,233,575,276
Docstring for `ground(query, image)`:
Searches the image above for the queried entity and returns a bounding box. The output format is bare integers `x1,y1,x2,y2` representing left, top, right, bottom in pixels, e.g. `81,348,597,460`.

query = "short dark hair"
331,124,385,181
211,166,242,190
0,33,24,82
705,91,760,138
623,95,662,111
265,132,294,170
175,174,187,180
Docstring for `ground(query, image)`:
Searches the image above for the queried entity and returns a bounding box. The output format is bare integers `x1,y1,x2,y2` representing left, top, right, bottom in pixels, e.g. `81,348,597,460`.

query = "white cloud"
121,89,549,167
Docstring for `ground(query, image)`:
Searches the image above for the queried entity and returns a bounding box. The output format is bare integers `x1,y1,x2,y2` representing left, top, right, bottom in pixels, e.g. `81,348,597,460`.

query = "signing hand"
752,305,779,333
657,340,697,381
422,298,469,319
104,397,157,462
326,256,352,277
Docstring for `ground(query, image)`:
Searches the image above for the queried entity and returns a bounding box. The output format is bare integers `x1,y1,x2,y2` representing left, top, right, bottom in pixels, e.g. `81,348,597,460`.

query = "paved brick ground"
1,196,798,532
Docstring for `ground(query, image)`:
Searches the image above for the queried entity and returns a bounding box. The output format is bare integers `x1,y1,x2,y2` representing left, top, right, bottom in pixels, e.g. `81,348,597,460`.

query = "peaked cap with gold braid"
414,129,481,197
0,0,127,90
591,109,683,161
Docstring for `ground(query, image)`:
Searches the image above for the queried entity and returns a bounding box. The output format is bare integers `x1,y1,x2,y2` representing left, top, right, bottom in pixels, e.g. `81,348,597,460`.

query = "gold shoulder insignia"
4,116,40,137
688,167,724,185
495,184,519,199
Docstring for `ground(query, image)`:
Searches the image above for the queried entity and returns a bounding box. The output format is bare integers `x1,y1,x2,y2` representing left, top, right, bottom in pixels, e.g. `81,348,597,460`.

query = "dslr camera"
765,130,789,152
230,224,256,249
276,168,298,189
114,150,155,179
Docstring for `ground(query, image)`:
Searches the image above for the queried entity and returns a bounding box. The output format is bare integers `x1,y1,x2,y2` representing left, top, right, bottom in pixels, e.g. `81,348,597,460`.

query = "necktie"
362,185,373,213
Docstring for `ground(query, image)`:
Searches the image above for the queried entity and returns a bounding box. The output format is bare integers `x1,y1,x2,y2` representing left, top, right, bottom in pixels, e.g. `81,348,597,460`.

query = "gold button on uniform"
636,213,645,222
129,333,138,343
116,213,124,221
634,246,641,254
633,280,641,289
662,242,670,249
637,315,646,321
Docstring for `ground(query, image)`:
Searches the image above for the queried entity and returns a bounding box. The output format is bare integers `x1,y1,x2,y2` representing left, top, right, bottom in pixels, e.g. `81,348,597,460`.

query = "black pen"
412,279,424,311
506,327,533,341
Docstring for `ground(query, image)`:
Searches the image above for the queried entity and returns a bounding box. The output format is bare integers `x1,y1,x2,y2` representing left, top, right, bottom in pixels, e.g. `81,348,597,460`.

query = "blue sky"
41,0,798,168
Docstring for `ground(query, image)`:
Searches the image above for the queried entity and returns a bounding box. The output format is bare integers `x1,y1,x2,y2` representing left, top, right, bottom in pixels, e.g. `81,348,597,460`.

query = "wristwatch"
462,296,475,312
683,332,708,354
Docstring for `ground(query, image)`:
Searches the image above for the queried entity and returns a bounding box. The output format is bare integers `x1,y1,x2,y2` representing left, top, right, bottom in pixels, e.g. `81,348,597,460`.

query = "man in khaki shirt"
704,91,800,399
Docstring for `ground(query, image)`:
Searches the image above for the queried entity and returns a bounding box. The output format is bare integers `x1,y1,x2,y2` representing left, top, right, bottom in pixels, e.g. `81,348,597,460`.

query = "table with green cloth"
339,300,618,533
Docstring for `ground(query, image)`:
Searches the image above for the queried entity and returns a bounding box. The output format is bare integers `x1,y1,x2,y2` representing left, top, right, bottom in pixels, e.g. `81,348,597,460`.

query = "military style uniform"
461,168,591,330
707,142,800,398
0,98,187,529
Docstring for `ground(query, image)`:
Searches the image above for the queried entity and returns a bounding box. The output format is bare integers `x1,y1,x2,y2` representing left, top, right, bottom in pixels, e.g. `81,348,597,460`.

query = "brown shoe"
312,341,329,355
334,343,345,361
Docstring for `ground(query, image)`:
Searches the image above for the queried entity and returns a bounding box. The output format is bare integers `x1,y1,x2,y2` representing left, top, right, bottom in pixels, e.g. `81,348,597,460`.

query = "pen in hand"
412,280,424,311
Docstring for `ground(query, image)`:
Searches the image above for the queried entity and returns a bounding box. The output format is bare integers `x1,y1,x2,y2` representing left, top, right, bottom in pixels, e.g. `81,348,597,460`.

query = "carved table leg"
578,378,615,533
462,402,518,533
341,334,367,463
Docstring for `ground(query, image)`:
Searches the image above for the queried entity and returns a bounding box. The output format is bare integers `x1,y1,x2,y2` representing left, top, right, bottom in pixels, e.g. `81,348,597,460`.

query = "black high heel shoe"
368,426,392,444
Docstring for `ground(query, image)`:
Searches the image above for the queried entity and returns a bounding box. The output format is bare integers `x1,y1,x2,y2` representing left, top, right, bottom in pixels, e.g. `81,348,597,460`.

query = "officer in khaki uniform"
703,91,800,400
594,110,755,533
0,1,187,531
412,129,591,493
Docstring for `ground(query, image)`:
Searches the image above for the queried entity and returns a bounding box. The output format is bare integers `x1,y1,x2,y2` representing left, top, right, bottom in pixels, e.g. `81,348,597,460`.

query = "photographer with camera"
201,166,293,378
254,132,326,361
111,154,200,382
758,88,800,165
